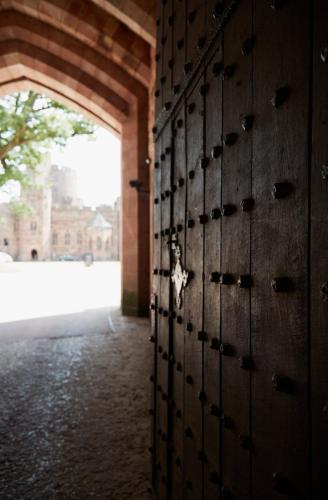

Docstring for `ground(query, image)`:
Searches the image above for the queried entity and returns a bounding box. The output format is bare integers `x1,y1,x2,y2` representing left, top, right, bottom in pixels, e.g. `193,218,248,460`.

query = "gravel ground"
0,310,151,500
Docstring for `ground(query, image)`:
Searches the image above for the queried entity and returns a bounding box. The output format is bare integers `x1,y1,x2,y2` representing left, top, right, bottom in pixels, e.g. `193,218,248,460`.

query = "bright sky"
0,126,121,208
51,126,121,207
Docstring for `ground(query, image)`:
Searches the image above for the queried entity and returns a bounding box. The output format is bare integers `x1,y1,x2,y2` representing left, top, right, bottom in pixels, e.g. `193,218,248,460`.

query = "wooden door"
151,1,327,498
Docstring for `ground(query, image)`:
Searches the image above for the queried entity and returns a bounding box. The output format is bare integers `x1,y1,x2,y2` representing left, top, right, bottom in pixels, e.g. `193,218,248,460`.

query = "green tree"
0,91,95,188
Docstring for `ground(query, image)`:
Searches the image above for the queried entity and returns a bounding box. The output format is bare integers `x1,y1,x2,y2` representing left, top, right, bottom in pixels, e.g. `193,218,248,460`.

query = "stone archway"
0,0,156,316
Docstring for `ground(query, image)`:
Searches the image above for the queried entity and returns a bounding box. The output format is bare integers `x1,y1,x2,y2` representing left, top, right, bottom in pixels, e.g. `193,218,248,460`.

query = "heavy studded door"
150,1,327,499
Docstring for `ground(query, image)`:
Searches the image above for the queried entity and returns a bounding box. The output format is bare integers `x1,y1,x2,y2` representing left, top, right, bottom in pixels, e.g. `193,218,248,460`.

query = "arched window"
97,236,102,250
30,221,37,232
52,233,58,245
77,232,82,245
64,233,70,245
89,238,93,250
105,238,110,250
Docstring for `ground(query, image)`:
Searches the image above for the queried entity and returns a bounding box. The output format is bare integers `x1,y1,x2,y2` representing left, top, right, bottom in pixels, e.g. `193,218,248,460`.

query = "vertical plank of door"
186,0,206,77
252,1,310,498
311,1,328,496
158,125,173,496
169,104,187,500
220,1,253,498
203,44,223,500
154,136,164,498
172,0,186,93
151,140,162,494
162,0,173,111
183,77,205,499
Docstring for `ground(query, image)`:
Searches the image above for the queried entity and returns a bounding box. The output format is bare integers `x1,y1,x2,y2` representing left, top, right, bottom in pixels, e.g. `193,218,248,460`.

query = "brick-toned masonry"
0,1,157,316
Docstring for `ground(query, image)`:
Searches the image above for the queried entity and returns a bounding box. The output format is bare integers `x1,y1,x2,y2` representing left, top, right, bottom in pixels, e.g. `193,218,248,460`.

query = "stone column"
121,89,150,316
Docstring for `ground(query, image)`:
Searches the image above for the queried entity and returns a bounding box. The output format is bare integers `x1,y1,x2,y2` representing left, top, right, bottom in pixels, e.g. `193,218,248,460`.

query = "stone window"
64,233,70,245
97,237,102,250
30,221,37,232
77,232,82,245
89,238,93,250
52,233,58,245
105,238,110,250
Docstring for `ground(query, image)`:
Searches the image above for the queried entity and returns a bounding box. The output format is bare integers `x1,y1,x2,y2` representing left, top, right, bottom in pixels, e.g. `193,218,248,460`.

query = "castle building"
0,164,120,261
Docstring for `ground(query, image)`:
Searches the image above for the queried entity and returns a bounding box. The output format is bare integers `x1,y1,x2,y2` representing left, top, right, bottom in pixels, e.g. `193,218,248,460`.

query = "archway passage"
0,0,157,316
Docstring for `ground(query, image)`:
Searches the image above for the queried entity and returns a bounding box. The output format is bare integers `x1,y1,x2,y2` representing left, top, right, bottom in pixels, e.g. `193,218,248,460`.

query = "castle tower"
50,164,78,206
17,157,52,261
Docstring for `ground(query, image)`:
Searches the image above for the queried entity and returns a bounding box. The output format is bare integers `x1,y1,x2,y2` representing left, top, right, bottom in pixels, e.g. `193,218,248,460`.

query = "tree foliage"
0,91,95,188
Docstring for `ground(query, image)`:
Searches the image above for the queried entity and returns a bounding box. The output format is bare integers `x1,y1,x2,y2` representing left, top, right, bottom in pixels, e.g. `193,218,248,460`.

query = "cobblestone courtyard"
0,263,151,499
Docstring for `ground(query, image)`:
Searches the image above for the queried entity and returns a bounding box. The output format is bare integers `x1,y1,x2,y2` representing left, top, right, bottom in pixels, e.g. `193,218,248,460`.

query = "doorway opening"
31,249,38,260
0,85,150,498
0,1,154,497
0,90,122,329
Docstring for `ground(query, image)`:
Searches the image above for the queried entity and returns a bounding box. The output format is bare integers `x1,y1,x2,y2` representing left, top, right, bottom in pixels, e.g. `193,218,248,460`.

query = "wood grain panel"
311,1,328,497
220,1,253,497
151,140,162,493
152,0,324,497
203,44,223,500
169,104,187,500
161,0,173,109
156,126,172,498
172,0,186,92
183,76,205,500
252,1,310,498
186,0,206,76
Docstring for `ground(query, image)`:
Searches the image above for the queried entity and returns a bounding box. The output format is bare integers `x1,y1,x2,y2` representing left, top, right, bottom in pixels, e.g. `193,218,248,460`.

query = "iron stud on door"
320,282,328,302
271,277,294,293
197,36,206,51
210,404,220,417
177,39,184,50
198,390,206,402
220,273,234,285
223,64,235,79
240,198,254,211
271,182,292,199
320,47,328,63
241,114,254,132
211,207,221,219
241,37,255,56
199,157,209,169
173,84,180,95
221,204,236,216
223,132,238,146
210,471,220,484
272,473,292,494
211,145,222,158
210,272,221,283
270,0,286,10
271,86,290,108
237,275,253,288
210,338,220,350
187,10,196,24
271,374,293,393
184,62,193,75
213,2,225,18
212,61,223,77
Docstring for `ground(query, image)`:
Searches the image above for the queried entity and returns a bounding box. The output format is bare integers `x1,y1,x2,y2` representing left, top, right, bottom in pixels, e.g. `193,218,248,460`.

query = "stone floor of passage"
0,309,151,500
